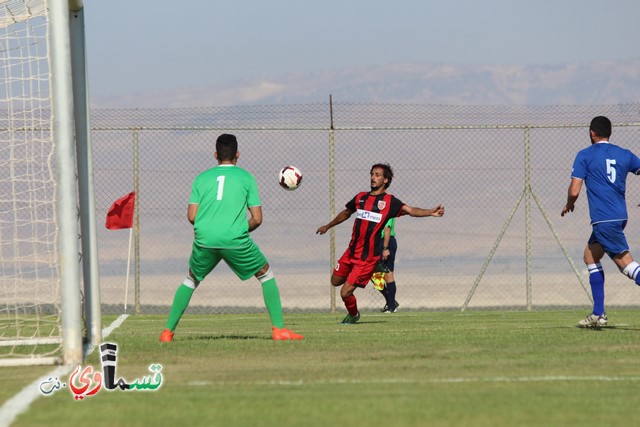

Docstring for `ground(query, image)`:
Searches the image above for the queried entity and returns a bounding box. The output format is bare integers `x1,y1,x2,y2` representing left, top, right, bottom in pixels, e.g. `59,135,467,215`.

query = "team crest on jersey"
377,200,386,210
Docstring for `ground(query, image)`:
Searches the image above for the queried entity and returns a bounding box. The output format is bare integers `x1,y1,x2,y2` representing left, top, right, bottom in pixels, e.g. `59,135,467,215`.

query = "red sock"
344,294,358,316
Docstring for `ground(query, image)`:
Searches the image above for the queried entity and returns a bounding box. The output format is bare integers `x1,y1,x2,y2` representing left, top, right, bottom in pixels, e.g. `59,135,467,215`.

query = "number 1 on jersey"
216,175,225,200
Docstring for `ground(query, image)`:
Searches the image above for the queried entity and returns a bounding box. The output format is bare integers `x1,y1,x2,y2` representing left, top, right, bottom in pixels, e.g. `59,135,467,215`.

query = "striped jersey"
345,191,405,260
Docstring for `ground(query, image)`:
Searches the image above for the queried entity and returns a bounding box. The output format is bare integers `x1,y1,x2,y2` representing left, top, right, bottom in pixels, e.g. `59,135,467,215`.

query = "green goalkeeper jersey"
189,164,261,248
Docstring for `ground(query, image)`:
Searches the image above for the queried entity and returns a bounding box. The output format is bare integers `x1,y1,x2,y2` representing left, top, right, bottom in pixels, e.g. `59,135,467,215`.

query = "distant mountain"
92,59,640,108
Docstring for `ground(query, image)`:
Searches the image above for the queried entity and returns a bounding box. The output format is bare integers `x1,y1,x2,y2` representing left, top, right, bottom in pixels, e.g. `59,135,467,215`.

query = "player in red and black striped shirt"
316,163,444,324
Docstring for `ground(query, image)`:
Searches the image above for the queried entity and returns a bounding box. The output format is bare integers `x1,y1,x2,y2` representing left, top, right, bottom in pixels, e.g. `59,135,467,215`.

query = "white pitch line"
187,375,640,387
101,313,130,339
0,314,130,427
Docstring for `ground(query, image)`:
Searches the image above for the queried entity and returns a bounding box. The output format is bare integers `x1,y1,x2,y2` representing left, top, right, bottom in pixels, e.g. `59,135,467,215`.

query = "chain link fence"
90,103,640,315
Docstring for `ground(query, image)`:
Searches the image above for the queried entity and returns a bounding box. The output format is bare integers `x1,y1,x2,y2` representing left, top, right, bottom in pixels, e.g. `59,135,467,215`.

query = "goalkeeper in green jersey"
160,134,303,342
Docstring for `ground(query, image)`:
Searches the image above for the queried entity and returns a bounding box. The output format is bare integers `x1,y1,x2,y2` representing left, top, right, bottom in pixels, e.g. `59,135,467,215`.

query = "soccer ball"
278,166,302,191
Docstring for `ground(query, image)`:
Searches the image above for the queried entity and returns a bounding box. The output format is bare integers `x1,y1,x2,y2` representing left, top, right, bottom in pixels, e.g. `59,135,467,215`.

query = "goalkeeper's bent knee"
257,268,275,284
183,275,200,289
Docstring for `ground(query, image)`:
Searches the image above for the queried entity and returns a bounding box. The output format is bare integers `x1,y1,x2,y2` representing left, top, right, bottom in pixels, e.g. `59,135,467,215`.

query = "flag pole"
124,227,133,313
105,191,136,313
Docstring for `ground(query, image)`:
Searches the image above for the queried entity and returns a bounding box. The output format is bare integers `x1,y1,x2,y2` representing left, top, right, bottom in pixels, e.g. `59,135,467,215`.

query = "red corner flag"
105,192,135,230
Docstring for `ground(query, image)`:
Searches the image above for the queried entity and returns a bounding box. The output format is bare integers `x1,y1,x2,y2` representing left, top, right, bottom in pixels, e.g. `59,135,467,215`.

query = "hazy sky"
84,0,640,106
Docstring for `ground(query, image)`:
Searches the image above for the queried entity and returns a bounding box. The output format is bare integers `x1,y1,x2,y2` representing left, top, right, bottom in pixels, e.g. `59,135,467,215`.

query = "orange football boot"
159,329,174,342
271,327,304,340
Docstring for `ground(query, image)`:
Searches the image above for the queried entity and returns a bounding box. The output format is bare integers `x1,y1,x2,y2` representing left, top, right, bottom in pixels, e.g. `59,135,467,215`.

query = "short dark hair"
216,134,238,161
590,116,612,138
371,163,393,189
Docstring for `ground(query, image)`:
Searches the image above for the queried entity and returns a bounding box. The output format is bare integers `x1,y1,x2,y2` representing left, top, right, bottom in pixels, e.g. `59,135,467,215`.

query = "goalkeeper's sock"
258,270,284,329
344,294,358,316
385,281,397,308
587,263,605,316
165,280,196,331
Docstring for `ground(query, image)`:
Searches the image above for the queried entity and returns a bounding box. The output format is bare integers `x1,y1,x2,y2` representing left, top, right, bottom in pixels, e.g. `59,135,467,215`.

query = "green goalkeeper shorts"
189,239,268,282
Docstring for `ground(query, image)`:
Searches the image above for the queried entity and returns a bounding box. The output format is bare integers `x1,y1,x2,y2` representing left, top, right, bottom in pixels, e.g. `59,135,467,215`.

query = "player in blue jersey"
561,116,640,327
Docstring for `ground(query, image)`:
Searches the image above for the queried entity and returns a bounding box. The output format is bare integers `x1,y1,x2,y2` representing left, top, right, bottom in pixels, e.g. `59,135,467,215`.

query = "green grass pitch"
3,310,640,426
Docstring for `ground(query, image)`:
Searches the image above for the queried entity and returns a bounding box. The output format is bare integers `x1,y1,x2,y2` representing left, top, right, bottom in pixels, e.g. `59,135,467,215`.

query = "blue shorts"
588,220,629,259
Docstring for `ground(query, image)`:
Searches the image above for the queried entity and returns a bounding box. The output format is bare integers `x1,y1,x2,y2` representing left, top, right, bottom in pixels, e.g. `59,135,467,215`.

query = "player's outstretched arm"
402,204,445,218
316,209,354,235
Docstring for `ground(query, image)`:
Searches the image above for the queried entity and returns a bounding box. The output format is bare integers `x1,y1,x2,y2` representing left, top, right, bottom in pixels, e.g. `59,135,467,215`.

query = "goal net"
0,0,62,366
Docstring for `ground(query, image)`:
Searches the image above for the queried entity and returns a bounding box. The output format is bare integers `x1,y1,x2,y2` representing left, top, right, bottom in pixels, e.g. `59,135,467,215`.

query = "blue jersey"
571,142,640,224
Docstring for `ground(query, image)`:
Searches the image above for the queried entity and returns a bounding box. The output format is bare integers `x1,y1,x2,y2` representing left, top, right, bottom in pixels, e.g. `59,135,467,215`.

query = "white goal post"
0,0,101,366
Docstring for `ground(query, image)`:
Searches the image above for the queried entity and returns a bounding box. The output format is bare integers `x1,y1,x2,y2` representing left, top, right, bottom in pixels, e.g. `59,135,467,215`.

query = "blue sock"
385,281,397,309
587,263,605,315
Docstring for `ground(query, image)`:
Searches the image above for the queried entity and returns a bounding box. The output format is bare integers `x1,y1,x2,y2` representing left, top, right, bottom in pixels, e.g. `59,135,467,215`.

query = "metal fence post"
133,128,141,315
524,127,532,310
328,96,336,313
